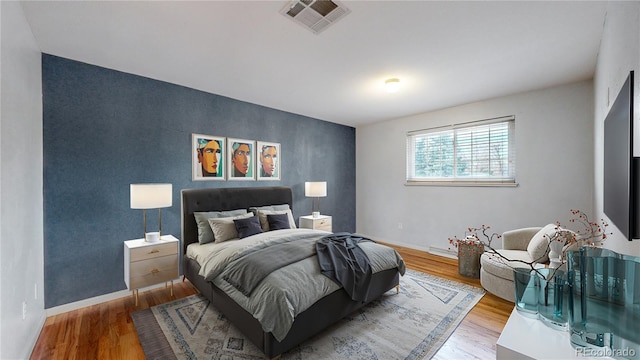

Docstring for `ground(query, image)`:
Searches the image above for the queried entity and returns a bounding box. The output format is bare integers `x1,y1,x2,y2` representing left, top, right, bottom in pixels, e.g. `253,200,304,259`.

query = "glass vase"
566,247,640,359
513,267,539,318
537,268,569,331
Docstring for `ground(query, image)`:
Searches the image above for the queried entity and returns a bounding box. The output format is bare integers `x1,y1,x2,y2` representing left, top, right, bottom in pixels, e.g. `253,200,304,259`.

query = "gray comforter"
194,228,406,341
222,236,317,296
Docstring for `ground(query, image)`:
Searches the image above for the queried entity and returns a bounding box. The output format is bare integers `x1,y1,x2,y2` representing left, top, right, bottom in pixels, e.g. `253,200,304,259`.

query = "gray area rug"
132,269,485,359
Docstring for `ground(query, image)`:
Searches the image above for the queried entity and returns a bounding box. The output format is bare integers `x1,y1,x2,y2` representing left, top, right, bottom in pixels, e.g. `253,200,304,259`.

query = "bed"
181,186,405,358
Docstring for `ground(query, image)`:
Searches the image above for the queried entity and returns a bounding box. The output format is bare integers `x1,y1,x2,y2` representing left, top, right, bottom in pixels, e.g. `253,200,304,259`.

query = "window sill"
405,180,519,187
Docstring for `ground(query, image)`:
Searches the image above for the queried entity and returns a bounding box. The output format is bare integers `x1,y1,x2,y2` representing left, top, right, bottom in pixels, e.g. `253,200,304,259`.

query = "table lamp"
305,181,327,218
130,183,172,242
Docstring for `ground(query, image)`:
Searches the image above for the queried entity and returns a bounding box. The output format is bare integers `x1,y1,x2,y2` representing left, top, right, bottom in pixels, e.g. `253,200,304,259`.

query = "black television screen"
603,71,636,241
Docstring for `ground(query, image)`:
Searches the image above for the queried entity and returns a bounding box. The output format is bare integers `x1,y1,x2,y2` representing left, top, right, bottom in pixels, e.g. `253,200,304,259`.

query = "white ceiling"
20,1,607,127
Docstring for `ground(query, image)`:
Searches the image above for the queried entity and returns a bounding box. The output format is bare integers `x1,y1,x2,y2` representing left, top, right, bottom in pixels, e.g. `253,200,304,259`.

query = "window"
406,116,516,185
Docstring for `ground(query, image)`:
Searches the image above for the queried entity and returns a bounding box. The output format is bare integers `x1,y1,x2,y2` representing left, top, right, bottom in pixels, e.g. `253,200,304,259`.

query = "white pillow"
208,213,254,243
256,209,297,231
527,223,556,263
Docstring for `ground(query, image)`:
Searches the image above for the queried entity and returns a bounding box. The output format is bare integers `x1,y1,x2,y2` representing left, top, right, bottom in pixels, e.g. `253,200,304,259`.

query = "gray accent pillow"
194,209,248,244
208,213,254,243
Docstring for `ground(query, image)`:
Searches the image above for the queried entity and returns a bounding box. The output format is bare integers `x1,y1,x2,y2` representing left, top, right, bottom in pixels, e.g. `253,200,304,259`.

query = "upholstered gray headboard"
181,186,293,252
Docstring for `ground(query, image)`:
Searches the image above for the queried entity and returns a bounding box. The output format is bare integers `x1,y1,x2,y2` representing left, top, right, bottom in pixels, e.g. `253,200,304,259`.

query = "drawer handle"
148,249,160,254
151,268,160,274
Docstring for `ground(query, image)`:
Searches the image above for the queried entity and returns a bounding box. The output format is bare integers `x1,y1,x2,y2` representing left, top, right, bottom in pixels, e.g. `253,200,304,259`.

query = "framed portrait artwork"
192,134,225,181
257,141,281,180
227,138,255,180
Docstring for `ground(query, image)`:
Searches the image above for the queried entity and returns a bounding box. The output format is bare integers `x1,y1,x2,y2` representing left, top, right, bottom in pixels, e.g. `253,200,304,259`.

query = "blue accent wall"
42,54,355,308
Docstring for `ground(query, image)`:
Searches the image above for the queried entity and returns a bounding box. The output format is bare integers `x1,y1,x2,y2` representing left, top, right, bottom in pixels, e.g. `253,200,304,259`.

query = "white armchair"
479,224,557,302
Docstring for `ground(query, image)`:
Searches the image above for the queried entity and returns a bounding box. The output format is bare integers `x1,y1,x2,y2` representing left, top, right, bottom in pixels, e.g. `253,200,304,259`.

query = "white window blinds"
406,116,516,185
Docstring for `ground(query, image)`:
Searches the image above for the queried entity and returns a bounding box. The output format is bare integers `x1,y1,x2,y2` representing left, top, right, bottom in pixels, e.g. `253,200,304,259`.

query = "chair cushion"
526,223,556,263
480,250,534,280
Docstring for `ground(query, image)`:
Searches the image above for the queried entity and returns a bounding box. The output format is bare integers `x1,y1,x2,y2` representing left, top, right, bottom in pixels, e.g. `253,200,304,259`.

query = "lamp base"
312,211,320,218
145,232,160,242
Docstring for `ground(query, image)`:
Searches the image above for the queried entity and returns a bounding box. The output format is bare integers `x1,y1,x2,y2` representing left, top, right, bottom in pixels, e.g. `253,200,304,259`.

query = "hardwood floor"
390,244,513,360
30,244,513,359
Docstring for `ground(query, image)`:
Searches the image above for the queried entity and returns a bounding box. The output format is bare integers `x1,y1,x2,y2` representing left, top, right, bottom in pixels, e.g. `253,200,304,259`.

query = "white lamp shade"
130,183,173,209
305,181,327,197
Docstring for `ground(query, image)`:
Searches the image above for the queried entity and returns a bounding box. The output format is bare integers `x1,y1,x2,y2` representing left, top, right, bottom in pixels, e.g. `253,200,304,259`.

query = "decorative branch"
448,209,611,279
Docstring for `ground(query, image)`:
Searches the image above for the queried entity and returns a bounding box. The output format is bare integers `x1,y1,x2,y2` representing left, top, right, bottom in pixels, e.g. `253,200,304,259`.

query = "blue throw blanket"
316,232,374,302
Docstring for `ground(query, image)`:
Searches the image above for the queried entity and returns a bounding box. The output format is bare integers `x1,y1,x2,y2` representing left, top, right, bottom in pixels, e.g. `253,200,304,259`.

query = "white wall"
594,1,640,257
0,2,45,359
356,81,594,254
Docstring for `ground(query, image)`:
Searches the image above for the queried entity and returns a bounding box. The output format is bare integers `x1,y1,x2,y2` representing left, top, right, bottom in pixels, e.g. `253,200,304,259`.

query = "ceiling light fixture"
385,78,400,93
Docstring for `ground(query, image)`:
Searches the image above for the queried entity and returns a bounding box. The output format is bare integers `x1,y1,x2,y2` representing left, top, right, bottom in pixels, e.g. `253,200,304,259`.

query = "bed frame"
181,186,400,358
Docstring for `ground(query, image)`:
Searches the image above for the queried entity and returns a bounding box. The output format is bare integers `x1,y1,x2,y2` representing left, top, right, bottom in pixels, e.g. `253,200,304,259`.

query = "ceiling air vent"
281,0,351,34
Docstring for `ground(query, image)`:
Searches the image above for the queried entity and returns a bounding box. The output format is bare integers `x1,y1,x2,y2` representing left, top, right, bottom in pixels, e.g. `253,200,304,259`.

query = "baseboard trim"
356,233,430,253
25,313,47,360
356,233,458,260
46,278,180,316
428,246,458,259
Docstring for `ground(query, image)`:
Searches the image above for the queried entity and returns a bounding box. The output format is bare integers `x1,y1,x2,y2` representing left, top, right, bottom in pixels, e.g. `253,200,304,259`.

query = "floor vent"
281,0,351,34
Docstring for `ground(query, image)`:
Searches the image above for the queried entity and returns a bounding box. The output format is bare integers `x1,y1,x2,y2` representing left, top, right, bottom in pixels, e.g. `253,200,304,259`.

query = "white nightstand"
124,234,179,305
299,215,332,232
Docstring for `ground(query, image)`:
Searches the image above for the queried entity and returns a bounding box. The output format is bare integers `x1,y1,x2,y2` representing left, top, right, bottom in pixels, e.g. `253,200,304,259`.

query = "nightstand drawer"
299,215,332,232
315,224,331,231
129,255,178,289
129,242,177,262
